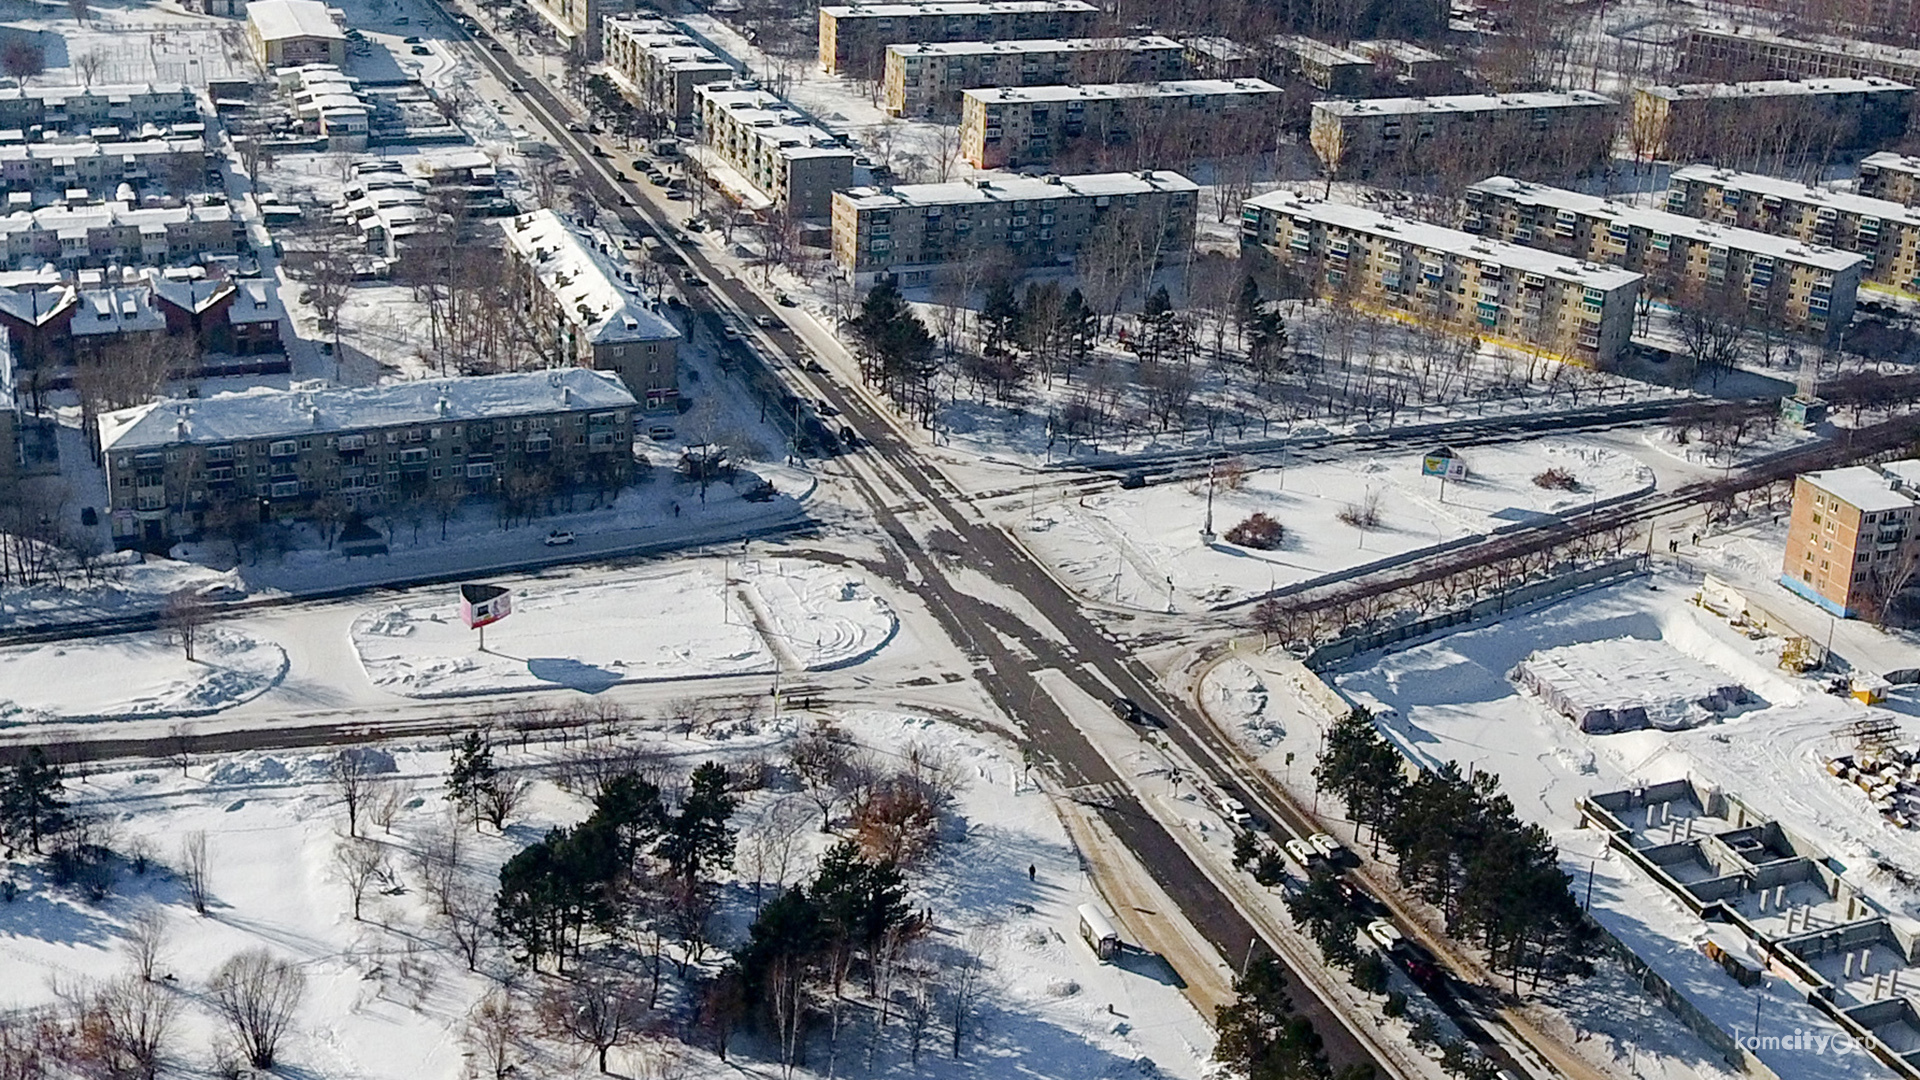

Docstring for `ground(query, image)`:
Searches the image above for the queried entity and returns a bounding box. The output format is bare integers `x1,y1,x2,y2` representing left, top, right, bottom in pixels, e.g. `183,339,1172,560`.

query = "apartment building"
0,137,206,203
831,169,1197,285
1309,90,1619,180
500,210,681,410
520,0,629,58
1351,39,1458,91
1463,176,1863,343
245,0,347,68
1781,463,1920,617
1859,150,1920,204
882,36,1186,117
1275,36,1374,94
817,0,1099,79
1630,78,1913,161
277,64,369,150
1667,164,1920,295
694,84,854,219
602,14,734,127
1677,27,1920,85
959,78,1282,168
1239,190,1642,366
0,82,201,133
97,368,640,548
0,199,242,271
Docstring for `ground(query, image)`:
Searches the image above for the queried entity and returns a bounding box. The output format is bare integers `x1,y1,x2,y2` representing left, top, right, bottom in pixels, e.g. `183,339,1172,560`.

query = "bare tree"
207,949,306,1070
465,989,520,1080
333,836,387,921
161,589,209,663
366,779,405,834
328,751,372,837
164,724,194,778
179,831,210,915
946,930,991,1060
442,878,491,971
410,818,465,916
540,974,644,1074
789,722,853,831
89,975,180,1080
119,909,168,983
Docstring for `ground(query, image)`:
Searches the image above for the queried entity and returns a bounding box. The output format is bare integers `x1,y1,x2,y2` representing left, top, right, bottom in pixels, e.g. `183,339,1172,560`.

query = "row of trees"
1313,708,1598,992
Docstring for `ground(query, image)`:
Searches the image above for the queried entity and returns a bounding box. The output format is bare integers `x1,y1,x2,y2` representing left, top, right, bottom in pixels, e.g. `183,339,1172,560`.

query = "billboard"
1421,447,1468,480
460,583,512,629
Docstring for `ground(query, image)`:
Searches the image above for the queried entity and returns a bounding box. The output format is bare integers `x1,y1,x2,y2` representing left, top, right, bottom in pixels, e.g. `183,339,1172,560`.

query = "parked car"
1365,919,1405,953
1110,697,1144,723
775,291,796,306
403,34,423,43
814,398,838,416
802,358,826,373
1283,839,1321,870
680,269,705,286
1309,833,1350,865
721,322,743,340
410,44,431,55
754,314,778,329
543,530,576,546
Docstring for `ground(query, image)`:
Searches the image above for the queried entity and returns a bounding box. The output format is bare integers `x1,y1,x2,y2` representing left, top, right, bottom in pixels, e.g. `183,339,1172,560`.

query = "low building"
1782,462,1920,617
1464,176,1863,343
1859,150,1920,204
601,14,734,128
1240,190,1642,367
959,78,1282,169
0,199,243,272
1180,37,1259,80
1667,164,1920,296
1630,78,1913,162
1352,39,1458,92
831,169,1198,285
694,84,854,219
245,0,347,69
1274,36,1374,95
0,136,207,203
1678,26,1920,85
275,65,368,150
500,210,681,410
98,368,641,548
151,276,284,356
337,184,446,259
1309,90,1620,181
0,82,201,133
882,36,1186,118
817,0,1099,79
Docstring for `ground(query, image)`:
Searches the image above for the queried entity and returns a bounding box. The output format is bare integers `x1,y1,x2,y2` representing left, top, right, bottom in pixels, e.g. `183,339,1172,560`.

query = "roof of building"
1352,39,1446,65
149,275,232,315
1804,465,1916,512
1246,189,1644,290
69,285,163,337
1879,458,1920,490
1467,176,1866,272
697,84,854,160
1638,77,1911,101
1670,164,1920,225
101,368,636,454
887,35,1180,58
1313,89,1615,117
1180,36,1255,61
246,0,346,42
1862,150,1920,178
0,136,206,168
227,278,283,324
1685,25,1920,73
821,0,1096,16
0,199,234,239
963,77,1280,104
0,286,75,326
0,82,195,105
603,14,735,69
836,168,1197,209
499,209,680,347
1274,35,1371,67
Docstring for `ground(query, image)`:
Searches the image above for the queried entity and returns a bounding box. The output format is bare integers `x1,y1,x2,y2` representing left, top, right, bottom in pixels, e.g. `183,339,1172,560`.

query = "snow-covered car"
543,530,576,546
754,315,778,329
720,322,743,340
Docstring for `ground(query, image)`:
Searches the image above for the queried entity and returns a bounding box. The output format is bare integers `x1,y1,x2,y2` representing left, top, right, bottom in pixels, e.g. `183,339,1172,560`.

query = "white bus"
1078,904,1121,961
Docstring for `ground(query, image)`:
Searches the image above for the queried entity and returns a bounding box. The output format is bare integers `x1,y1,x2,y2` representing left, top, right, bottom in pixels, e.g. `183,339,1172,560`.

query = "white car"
721,323,743,340
1365,919,1404,952
1283,839,1319,870
543,530,576,546
1309,833,1349,864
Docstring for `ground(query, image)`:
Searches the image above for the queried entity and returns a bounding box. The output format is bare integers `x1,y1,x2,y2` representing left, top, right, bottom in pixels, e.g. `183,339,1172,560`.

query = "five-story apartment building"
959,78,1281,168
602,14,736,128
882,36,1186,117
818,0,1098,78
1667,164,1920,296
695,84,855,219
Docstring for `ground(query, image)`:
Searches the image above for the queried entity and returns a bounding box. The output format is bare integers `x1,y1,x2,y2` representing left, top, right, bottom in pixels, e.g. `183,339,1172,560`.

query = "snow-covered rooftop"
498,210,679,347
696,85,853,160
1274,34,1370,67
1352,39,1446,65
1246,190,1644,290
837,169,1196,209
1314,89,1615,117
1468,177,1866,273
1686,25,1920,72
100,368,637,454
0,83,194,106
0,136,206,169
1863,150,1920,179
0,199,234,239
1879,458,1920,491
963,77,1280,104
1804,465,1916,513
69,285,162,337
604,14,735,71
246,0,345,42
886,35,1179,58
820,0,1095,16
1670,164,1920,225
1639,77,1911,101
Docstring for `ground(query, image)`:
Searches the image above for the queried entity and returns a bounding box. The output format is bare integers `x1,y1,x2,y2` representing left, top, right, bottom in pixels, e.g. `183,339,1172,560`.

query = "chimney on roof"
437,396,449,416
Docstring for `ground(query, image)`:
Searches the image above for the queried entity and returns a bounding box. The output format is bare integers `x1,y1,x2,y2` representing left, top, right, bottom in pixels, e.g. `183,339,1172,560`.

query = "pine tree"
808,840,911,952
1,747,66,854
981,278,1020,355
446,731,497,830
594,772,668,868
1235,274,1262,344
1213,955,1330,1080
496,829,564,970
659,762,737,885
1313,707,1405,851
1062,288,1094,371
1283,872,1365,970
847,280,936,400
1138,285,1181,365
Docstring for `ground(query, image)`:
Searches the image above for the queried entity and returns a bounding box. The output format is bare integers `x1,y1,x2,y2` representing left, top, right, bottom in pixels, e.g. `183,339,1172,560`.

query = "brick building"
1309,90,1620,181
1666,164,1920,296
1781,463,1920,617
694,84,854,219
1630,78,1913,162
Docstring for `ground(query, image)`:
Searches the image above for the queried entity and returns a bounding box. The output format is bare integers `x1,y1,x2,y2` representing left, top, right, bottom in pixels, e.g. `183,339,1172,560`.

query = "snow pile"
1208,658,1283,745
0,547,247,631
0,627,287,723
1511,638,1748,733
351,560,896,697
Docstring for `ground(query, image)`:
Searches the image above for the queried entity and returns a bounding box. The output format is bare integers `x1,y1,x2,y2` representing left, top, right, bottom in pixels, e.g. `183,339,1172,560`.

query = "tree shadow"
0,861,122,949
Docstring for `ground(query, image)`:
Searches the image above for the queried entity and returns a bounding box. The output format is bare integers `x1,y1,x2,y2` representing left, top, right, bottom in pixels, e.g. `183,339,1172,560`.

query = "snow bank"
0,627,287,723
1512,638,1748,732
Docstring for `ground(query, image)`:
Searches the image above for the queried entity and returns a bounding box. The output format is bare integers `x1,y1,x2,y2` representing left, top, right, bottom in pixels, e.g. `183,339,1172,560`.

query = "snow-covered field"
0,627,286,724
1208,569,1920,1080
0,710,1211,1079
350,559,896,695
1020,438,1655,610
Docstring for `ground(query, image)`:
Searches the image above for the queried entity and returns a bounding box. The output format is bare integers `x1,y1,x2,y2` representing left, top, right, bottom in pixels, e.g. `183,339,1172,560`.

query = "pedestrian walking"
1028,864,1036,882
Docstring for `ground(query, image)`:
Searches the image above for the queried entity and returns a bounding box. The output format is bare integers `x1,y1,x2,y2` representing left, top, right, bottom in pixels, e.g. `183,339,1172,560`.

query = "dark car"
410,44,431,55
1119,471,1148,489
403,34,423,42
1111,697,1144,723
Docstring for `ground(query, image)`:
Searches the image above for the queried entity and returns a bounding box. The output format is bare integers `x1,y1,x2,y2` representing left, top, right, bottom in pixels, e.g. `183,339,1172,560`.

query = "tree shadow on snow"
0,864,121,948
526,657,624,694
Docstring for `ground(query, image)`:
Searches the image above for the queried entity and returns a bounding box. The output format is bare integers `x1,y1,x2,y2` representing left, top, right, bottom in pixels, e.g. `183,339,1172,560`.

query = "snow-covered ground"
0,549,243,632
1208,568,1920,1080
0,709,1212,1079
0,627,286,724
1017,437,1654,610
350,558,895,695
